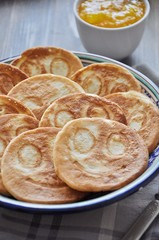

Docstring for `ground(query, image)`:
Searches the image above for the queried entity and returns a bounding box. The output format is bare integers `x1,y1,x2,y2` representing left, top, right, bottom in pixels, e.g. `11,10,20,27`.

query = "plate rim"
0,52,159,213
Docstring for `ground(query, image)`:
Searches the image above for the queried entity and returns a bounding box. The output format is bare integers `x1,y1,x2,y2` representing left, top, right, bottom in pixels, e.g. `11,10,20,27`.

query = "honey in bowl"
78,0,146,28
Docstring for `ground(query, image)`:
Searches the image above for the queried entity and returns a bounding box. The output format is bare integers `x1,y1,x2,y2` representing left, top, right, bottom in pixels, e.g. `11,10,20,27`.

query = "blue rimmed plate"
0,52,159,213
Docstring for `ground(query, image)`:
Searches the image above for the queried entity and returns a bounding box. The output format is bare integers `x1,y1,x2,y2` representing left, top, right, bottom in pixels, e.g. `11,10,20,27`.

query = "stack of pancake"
0,46,159,204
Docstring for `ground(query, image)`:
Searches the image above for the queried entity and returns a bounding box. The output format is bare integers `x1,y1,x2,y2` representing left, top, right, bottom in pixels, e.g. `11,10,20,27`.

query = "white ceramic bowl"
74,0,150,60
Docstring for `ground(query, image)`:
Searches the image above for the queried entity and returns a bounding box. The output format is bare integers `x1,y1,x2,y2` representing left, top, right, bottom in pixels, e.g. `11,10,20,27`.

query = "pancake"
71,63,141,96
8,74,85,120
11,46,83,78
0,95,35,117
39,93,127,128
0,63,28,95
1,127,86,203
105,91,159,153
53,118,148,192
0,114,39,195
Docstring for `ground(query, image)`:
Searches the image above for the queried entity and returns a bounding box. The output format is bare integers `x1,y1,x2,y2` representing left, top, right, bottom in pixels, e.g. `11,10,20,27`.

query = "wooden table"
0,0,158,72
0,1,159,240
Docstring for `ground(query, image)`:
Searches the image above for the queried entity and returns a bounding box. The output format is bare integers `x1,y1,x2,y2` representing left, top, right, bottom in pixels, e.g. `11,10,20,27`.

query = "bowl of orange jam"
74,0,150,60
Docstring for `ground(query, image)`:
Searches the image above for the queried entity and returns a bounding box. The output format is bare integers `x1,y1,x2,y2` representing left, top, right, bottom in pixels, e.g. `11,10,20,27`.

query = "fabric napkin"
133,63,159,87
0,64,159,240
1,177,159,240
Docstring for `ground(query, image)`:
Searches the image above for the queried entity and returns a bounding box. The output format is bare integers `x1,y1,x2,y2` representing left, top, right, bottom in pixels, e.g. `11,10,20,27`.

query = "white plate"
0,52,159,213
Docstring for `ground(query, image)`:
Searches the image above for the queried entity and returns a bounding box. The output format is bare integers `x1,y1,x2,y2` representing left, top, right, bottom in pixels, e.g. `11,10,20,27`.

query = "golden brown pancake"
11,46,83,78
8,74,85,120
0,114,39,195
71,63,141,96
39,93,127,128
105,91,159,153
0,95,35,117
1,127,86,203
53,118,148,192
0,63,28,95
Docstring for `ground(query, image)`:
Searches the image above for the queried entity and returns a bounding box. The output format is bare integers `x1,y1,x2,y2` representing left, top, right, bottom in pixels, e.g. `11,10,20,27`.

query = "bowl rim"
73,0,150,31
0,51,159,213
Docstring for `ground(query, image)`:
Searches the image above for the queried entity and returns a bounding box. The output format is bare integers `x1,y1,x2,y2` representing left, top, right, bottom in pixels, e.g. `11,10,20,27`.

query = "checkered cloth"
0,64,159,240
1,175,159,240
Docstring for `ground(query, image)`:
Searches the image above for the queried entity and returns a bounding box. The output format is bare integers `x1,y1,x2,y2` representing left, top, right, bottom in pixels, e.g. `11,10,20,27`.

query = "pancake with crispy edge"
1,127,86,203
0,63,28,95
53,118,148,192
71,63,141,96
0,114,39,195
0,95,35,118
39,93,127,128
105,90,159,153
8,74,85,120
11,46,83,78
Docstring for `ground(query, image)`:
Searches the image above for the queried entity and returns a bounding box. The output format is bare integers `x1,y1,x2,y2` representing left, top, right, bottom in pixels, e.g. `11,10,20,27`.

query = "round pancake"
0,114,39,195
71,63,141,96
1,127,86,203
11,46,83,78
8,74,85,120
0,63,28,95
39,93,127,128
0,95,35,117
53,118,148,192
105,91,159,153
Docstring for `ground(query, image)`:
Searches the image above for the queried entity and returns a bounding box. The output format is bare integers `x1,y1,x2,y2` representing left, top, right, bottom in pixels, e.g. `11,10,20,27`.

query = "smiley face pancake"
39,93,127,128
0,114,39,195
0,95,35,117
71,63,141,96
1,127,86,203
8,74,85,120
106,91,159,153
11,46,83,78
53,118,148,192
0,63,28,95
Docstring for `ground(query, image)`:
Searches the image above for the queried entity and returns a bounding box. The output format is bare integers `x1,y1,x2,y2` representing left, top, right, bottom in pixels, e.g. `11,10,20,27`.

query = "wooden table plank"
0,0,158,73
